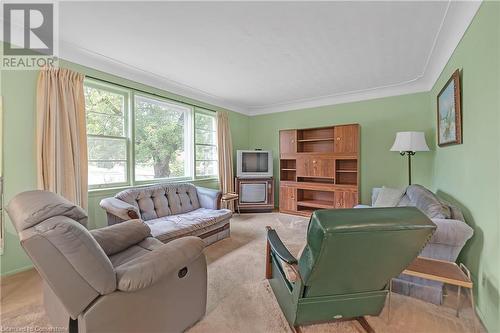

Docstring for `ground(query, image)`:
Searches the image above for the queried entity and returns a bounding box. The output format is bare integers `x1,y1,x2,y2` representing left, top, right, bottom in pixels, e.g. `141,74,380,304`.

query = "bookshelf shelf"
279,124,360,216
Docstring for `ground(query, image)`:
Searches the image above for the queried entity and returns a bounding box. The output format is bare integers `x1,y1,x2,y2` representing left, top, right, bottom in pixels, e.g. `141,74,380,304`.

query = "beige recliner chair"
6,190,207,333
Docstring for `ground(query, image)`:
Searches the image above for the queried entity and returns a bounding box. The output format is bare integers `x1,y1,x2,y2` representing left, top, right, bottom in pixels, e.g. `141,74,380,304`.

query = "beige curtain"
216,111,234,210
37,67,88,209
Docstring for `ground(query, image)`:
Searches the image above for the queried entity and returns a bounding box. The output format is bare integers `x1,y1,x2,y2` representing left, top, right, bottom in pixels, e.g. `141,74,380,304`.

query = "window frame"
194,108,218,179
84,79,218,190
85,80,131,190
132,92,194,185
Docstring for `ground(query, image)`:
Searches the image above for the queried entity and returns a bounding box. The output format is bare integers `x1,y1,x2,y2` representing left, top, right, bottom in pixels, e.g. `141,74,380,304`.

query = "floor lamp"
390,132,429,185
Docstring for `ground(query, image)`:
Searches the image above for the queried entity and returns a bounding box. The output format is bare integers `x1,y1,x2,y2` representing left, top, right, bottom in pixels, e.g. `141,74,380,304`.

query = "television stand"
235,177,274,213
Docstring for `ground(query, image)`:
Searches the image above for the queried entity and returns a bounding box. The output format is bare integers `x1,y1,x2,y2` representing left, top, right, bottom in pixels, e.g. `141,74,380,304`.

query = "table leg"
237,200,241,215
456,285,461,317
469,288,478,333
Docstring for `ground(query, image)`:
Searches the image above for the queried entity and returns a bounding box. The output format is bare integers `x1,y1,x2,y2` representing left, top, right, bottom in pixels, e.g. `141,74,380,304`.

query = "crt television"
236,150,273,178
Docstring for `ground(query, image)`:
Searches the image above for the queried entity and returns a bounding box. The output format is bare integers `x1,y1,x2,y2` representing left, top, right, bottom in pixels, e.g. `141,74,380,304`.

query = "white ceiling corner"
58,1,482,116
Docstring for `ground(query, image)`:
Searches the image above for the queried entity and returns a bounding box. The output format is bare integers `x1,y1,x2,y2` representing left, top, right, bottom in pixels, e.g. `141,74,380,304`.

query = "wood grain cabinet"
334,125,359,153
334,191,358,208
279,130,297,155
279,186,296,213
279,124,360,217
297,156,335,179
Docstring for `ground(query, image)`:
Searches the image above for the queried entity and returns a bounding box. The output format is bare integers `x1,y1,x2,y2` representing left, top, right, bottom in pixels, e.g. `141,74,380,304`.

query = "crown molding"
59,41,247,114
58,0,481,117
418,0,482,91
244,0,481,115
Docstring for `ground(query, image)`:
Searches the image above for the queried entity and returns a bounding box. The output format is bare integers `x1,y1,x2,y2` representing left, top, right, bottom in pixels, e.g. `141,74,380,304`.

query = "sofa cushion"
406,184,451,219
145,208,232,242
397,194,411,207
115,183,201,220
373,187,406,207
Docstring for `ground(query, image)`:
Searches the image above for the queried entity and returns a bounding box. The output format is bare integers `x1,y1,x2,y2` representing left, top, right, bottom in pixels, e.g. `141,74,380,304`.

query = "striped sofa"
100,183,231,245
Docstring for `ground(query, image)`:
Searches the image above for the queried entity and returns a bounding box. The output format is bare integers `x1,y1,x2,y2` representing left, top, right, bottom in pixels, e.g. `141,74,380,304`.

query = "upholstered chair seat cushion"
146,208,232,242
115,236,205,292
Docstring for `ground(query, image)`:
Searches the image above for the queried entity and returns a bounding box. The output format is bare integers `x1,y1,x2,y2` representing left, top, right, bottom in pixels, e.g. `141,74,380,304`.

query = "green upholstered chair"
265,207,436,332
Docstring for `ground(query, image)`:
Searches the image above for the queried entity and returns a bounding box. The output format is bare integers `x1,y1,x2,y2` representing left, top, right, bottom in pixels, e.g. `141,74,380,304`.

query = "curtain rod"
85,75,218,113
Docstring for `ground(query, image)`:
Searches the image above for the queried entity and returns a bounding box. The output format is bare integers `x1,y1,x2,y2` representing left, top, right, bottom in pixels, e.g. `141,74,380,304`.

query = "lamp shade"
390,131,429,152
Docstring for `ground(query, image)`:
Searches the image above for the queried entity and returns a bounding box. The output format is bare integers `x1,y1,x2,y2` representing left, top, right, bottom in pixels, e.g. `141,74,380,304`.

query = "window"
195,110,218,177
84,79,217,189
134,95,192,181
85,83,129,187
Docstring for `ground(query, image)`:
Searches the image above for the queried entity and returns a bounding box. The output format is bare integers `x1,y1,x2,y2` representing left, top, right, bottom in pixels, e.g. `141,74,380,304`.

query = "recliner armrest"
196,186,222,210
100,197,140,221
115,236,205,292
267,228,297,264
90,219,151,256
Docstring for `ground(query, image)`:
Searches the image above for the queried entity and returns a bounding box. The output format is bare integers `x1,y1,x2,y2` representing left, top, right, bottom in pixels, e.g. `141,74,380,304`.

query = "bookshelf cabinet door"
297,156,335,178
280,130,297,154
279,186,296,212
334,125,359,153
334,191,358,208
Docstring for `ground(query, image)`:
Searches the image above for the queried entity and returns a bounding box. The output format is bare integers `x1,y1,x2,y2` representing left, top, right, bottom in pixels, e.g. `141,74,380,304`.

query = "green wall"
428,2,500,331
246,3,500,331
1,3,499,332
0,61,249,274
248,92,435,205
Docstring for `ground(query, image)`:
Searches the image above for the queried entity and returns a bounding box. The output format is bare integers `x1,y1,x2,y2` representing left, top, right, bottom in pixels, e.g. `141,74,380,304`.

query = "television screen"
242,152,269,173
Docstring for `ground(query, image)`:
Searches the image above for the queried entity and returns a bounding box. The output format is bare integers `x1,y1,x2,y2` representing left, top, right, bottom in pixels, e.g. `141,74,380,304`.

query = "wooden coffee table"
389,256,478,333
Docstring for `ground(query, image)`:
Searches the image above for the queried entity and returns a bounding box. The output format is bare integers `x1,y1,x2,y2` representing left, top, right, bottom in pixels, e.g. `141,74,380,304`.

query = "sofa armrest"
115,236,205,292
100,197,140,221
196,186,222,210
90,219,151,256
429,218,474,247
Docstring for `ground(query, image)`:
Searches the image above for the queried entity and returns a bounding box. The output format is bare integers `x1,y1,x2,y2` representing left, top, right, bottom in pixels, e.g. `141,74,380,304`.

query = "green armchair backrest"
298,207,436,297
267,207,436,328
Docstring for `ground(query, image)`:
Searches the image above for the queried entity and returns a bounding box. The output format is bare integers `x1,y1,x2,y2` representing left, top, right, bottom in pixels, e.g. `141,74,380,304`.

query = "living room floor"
1,213,484,333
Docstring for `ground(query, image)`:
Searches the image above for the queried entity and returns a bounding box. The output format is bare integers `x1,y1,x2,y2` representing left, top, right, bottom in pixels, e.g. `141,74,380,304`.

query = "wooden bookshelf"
279,124,360,216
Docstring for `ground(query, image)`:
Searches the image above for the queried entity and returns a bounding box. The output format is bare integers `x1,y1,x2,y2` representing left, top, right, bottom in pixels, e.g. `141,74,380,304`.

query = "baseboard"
1,264,34,277
475,306,493,333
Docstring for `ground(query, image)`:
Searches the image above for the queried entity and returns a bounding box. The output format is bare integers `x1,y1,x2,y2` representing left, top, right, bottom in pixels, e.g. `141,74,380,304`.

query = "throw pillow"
406,184,451,219
373,186,406,207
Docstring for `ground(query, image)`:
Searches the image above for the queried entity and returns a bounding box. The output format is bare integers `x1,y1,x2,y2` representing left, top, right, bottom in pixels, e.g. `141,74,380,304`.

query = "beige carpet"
1,213,482,333
190,213,481,333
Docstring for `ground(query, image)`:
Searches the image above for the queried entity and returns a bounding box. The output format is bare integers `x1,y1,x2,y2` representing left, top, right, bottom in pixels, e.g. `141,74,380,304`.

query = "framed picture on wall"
437,69,462,146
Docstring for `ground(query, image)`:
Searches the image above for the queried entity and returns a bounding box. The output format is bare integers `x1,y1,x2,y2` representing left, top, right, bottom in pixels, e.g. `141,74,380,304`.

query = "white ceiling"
57,1,481,115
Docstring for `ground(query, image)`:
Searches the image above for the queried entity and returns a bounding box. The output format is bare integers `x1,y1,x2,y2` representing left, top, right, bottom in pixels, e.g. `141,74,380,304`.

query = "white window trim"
194,108,218,179
85,79,219,190
85,80,131,190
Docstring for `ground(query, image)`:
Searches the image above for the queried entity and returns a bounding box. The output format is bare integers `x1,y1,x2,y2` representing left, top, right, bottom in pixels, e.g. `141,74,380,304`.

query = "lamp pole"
400,151,416,185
